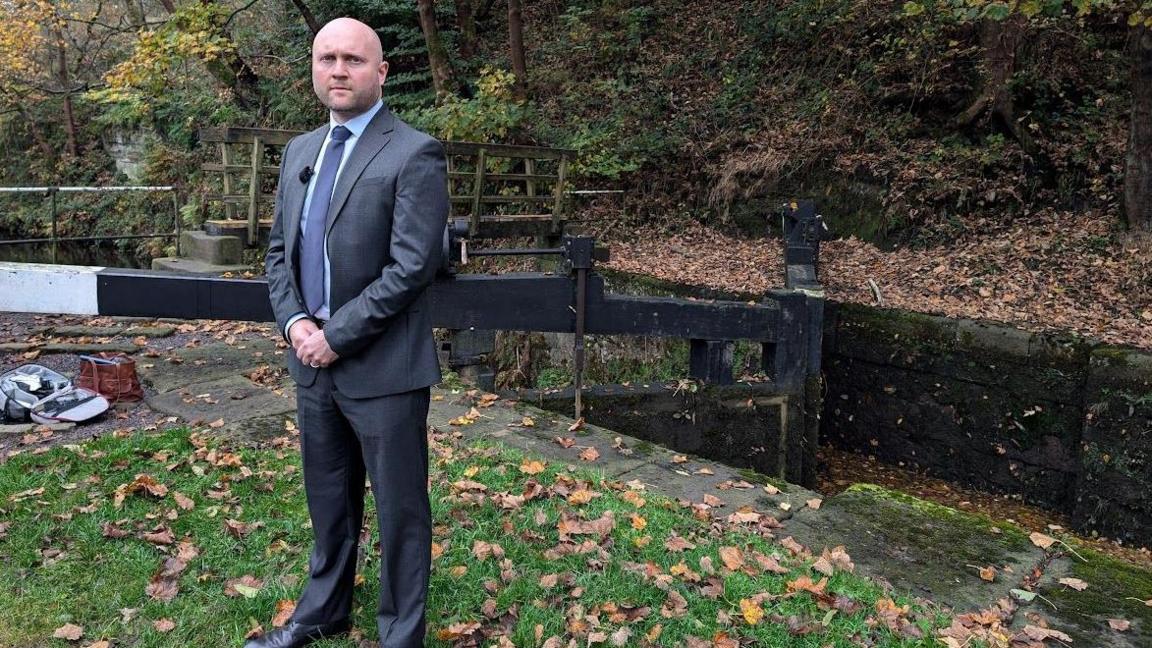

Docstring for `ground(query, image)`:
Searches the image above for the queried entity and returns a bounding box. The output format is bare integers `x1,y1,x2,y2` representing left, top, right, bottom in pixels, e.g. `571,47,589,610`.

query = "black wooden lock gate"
1,201,827,483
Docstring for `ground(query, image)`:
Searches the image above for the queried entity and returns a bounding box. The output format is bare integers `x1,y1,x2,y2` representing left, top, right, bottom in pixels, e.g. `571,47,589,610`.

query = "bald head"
312,18,389,122
315,18,383,62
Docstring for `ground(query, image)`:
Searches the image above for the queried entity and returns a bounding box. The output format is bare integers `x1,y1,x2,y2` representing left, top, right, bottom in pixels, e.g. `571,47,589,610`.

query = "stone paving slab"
428,396,648,477
39,342,140,354
0,422,76,435
426,393,821,515
137,340,280,393
219,413,299,445
146,375,295,423
48,324,177,338
784,484,1044,613
45,326,126,337
480,427,649,477
123,325,176,338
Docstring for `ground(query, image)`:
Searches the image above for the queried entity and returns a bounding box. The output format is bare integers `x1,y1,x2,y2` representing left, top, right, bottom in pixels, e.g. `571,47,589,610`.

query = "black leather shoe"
242,620,350,648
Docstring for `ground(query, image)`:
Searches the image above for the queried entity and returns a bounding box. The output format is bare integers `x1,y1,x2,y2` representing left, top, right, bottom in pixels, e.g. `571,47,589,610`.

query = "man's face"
311,21,389,121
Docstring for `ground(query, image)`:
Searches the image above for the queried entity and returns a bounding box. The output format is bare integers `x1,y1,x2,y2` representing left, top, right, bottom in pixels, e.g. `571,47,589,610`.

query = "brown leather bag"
77,353,144,403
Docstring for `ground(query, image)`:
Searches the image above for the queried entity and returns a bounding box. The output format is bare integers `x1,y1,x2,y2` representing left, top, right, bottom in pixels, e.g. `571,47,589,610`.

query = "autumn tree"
0,0,132,163
905,0,1152,231
91,0,264,119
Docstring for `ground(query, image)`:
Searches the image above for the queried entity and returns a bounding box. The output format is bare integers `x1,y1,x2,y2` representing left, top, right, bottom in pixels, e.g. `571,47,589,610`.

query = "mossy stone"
787,483,1041,613
1033,546,1152,646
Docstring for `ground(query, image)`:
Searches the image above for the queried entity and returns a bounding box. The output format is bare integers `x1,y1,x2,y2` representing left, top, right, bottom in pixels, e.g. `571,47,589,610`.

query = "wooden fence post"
471,148,487,236
247,136,264,247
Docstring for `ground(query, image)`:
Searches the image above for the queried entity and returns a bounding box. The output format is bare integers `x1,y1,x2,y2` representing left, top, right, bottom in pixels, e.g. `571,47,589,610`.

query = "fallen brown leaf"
153,618,176,633
52,623,83,641
664,534,696,552
718,546,744,571
1058,577,1088,591
271,600,296,627
1109,618,1131,632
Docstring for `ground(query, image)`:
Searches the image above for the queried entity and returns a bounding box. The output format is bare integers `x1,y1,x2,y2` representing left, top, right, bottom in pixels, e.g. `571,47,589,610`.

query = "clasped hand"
288,319,339,369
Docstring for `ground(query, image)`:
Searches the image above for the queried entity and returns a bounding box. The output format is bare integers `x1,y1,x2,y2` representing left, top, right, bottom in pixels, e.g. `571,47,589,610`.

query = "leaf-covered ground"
603,209,1152,350
0,424,956,648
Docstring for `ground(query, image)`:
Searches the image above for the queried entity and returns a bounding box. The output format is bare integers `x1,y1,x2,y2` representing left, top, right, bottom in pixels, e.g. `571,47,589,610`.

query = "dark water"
0,242,149,268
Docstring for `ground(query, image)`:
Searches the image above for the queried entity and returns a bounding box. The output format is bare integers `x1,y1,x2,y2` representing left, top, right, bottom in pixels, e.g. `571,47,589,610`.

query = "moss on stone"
1028,334,1092,369
1092,346,1135,367
842,484,1030,552
1040,546,1152,639
737,467,790,492
633,440,656,456
837,303,957,352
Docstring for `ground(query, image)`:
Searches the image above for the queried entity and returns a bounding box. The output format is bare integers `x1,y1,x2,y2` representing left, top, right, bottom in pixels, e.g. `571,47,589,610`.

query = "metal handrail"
0,185,181,263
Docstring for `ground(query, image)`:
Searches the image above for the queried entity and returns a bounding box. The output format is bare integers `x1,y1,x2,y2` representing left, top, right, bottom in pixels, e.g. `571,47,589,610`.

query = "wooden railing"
197,127,575,244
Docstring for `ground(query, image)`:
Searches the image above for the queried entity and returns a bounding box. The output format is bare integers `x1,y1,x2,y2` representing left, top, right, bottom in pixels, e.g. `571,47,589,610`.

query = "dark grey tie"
300,125,352,316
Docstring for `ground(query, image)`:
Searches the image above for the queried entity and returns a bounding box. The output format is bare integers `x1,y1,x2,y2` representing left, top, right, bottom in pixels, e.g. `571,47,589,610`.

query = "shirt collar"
329,100,384,139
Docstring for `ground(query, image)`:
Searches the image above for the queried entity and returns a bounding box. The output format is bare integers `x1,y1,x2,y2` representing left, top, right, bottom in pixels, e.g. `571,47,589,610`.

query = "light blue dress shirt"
285,100,385,338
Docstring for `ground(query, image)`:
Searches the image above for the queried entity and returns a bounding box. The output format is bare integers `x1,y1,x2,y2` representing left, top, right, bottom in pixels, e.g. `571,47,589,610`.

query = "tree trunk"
955,16,1038,157
455,0,477,60
507,0,527,99
200,0,261,111
202,49,261,112
54,28,79,157
288,0,321,36
1125,26,1152,231
18,105,56,162
417,0,455,100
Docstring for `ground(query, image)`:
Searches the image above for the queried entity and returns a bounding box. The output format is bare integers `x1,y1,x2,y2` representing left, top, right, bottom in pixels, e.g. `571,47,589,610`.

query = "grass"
0,426,950,647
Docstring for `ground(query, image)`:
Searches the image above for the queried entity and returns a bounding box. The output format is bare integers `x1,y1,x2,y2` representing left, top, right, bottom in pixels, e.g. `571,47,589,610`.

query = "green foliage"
401,67,529,142
438,370,468,390
562,124,642,180
535,367,573,389
903,0,1152,23
85,2,237,125
559,3,659,67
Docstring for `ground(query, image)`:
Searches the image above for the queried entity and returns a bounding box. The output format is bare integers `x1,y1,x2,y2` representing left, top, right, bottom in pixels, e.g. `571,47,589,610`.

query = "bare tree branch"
287,0,321,35
223,0,263,30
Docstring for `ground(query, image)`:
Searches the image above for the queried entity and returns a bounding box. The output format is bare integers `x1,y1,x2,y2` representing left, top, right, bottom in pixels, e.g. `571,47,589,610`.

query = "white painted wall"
0,262,103,315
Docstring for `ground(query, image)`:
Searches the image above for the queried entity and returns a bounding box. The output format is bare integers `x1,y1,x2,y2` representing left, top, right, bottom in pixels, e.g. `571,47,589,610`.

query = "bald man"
257,17,448,648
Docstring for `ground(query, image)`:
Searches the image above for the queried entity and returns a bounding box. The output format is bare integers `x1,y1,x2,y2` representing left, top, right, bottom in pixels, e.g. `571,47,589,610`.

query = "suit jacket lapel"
326,107,396,237
283,126,327,261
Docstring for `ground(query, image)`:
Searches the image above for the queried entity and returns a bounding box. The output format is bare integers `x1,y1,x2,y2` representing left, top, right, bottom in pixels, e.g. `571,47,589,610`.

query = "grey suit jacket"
265,106,448,398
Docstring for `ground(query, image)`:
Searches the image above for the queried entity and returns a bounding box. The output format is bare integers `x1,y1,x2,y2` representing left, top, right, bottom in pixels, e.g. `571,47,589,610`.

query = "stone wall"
1073,349,1152,544
523,382,813,486
822,301,1152,546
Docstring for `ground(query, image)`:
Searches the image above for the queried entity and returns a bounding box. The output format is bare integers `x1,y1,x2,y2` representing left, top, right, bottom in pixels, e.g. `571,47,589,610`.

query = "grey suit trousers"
292,368,431,648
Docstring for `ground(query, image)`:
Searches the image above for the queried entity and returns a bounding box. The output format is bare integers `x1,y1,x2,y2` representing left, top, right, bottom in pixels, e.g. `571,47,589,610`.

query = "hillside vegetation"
2,0,1150,341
